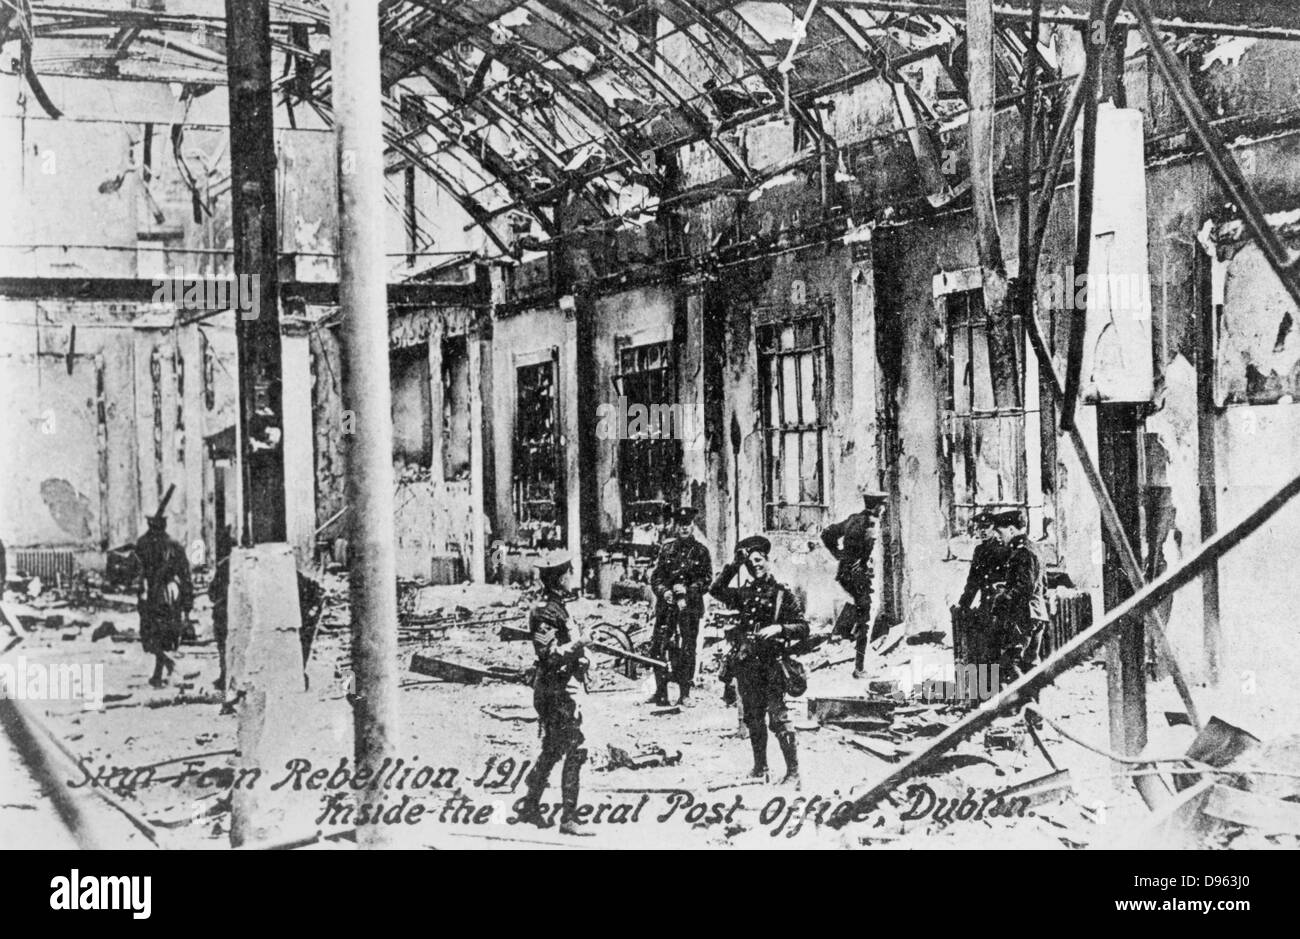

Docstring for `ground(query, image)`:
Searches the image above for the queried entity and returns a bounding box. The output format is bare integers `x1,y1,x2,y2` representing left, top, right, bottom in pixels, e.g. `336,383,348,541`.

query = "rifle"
498,622,669,671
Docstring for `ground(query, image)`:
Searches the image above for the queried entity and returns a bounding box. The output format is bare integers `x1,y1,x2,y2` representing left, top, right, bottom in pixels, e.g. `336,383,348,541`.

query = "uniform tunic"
993,534,1049,682
821,511,878,638
958,537,1010,611
135,529,194,655
709,565,809,734
529,594,586,755
648,535,712,686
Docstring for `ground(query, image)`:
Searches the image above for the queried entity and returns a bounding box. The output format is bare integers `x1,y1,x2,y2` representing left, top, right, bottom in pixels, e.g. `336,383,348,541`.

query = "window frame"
610,340,682,528
756,297,832,533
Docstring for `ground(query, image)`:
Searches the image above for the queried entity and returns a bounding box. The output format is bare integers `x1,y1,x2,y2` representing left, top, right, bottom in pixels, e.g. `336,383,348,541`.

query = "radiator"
952,587,1093,665
429,555,467,586
12,549,77,583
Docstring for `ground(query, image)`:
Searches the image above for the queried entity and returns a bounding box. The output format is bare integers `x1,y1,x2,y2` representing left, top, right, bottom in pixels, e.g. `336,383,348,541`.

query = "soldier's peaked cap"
858,487,888,505
736,535,772,557
989,509,1026,528
671,505,699,523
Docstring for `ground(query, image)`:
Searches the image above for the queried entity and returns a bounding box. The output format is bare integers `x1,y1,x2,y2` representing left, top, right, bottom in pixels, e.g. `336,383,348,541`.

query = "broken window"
391,343,432,468
942,288,1044,537
758,306,829,532
613,341,681,527
513,356,563,544
442,336,472,482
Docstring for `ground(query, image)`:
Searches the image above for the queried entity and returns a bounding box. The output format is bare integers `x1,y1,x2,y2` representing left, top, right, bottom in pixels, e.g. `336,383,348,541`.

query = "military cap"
736,535,772,557
858,486,889,505
536,557,573,579
671,505,699,523
971,510,994,527
988,509,1026,529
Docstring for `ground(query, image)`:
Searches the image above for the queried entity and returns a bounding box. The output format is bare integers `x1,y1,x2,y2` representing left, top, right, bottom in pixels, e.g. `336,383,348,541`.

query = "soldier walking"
647,505,712,707
821,488,888,678
135,512,194,688
710,536,809,786
516,558,592,836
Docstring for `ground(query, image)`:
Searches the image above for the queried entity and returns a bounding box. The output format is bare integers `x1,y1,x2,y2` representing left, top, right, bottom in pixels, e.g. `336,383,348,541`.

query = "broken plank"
408,652,524,685
808,697,897,724
1202,784,1300,836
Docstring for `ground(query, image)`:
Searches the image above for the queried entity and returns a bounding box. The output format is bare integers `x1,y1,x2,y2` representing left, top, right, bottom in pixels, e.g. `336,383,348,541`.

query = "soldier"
988,510,1049,690
516,558,592,836
953,511,1010,668
135,514,194,688
709,535,809,786
647,505,712,707
209,524,235,691
821,488,888,679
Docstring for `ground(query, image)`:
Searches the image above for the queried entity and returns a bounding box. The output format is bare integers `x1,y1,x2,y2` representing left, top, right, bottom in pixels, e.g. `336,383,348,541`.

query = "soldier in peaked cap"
710,534,809,786
952,510,1012,678
821,487,889,678
517,557,592,835
987,510,1049,700
957,511,1010,613
647,504,713,707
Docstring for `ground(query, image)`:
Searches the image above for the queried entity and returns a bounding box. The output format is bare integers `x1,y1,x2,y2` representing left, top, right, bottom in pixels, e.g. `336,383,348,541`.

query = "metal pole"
832,465,1300,825
225,0,286,545
1059,0,1116,432
331,0,400,850
967,0,1020,408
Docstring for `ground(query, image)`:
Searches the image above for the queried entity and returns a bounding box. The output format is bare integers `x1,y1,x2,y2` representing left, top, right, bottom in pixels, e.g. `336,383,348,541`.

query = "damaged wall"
0,298,239,569
311,303,488,583
489,305,581,585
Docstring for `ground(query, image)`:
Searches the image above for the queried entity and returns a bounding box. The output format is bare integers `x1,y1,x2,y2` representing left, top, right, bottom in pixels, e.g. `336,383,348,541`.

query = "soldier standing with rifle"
647,505,712,707
710,535,809,786
516,558,592,836
821,488,888,679
135,487,194,688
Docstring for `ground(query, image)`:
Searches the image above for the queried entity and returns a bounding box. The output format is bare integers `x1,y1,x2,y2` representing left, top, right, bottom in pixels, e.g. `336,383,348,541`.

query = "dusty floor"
0,578,1271,850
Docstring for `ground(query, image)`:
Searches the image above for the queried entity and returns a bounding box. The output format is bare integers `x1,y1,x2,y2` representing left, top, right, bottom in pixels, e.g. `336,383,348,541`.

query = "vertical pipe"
966,0,1019,409
225,0,286,545
1059,0,1111,432
331,0,400,849
1195,247,1222,684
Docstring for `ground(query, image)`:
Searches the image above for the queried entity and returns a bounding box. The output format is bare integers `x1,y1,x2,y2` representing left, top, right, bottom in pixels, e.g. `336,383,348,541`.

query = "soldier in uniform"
647,505,712,707
953,511,1010,669
821,488,888,679
988,510,1049,690
710,535,809,786
957,512,1009,612
135,514,194,688
516,558,592,836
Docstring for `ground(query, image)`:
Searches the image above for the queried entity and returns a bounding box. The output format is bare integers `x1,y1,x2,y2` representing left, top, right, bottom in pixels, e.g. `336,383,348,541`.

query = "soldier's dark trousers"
521,689,586,825
736,659,792,775
999,620,1047,687
850,592,873,672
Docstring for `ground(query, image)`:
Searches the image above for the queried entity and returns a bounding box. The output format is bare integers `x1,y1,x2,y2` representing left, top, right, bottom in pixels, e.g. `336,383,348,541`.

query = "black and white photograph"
0,0,1296,894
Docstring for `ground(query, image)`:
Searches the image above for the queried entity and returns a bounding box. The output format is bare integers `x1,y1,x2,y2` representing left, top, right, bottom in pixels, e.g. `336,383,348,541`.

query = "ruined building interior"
3,0,1300,851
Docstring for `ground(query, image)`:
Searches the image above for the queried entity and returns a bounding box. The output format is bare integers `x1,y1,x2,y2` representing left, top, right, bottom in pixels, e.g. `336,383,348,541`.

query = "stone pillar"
227,543,309,847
